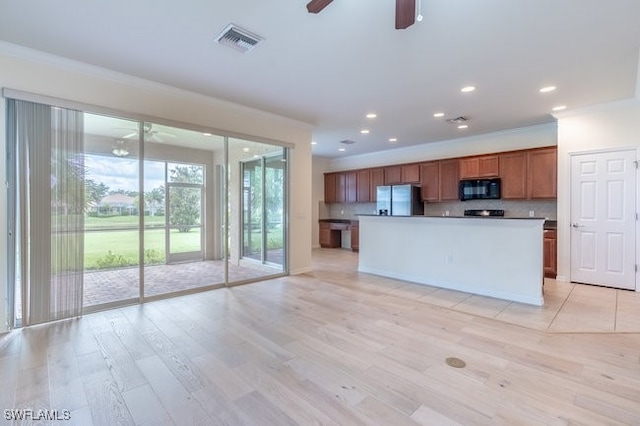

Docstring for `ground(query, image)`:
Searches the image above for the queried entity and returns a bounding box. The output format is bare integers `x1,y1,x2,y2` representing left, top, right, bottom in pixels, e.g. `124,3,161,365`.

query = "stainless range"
463,209,505,217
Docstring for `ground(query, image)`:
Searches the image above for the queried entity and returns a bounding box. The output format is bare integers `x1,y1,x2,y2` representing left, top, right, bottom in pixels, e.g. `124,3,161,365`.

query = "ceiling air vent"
446,116,469,124
215,24,263,53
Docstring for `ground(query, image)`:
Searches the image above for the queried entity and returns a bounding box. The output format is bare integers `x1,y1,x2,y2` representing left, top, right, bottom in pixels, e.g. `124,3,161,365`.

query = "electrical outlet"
529,210,535,217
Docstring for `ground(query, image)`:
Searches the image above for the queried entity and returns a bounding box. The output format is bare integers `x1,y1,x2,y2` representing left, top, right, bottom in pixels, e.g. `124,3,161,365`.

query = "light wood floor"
1,248,639,425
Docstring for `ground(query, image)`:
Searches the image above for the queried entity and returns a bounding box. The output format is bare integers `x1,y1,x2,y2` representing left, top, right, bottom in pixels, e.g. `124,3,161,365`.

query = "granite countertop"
318,218,357,223
331,215,556,229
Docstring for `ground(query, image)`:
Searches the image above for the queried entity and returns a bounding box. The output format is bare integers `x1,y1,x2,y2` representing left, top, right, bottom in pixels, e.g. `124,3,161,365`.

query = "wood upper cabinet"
325,146,556,204
420,161,439,201
500,147,557,200
499,151,528,199
439,159,460,201
369,168,384,202
421,160,458,202
460,155,499,179
345,171,357,203
401,164,421,183
324,173,337,203
356,169,370,202
384,165,402,185
335,172,346,203
528,147,557,199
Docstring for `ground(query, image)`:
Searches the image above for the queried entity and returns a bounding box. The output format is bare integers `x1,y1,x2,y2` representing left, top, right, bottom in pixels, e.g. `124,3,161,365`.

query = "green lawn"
80,215,282,270
85,215,165,229
83,228,201,269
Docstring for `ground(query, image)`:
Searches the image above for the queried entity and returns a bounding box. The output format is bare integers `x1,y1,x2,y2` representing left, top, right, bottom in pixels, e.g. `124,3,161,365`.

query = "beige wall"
0,45,314,332
556,99,640,284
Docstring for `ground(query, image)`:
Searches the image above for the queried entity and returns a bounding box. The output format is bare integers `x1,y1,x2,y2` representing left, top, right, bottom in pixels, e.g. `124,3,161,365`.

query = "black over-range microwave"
459,178,501,201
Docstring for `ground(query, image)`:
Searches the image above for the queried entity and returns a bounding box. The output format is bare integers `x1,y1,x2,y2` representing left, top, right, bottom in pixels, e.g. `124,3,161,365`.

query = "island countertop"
357,215,545,305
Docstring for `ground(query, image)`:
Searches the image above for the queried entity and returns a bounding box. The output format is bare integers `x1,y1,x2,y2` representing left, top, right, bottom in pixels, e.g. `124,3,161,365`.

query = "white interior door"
570,150,636,290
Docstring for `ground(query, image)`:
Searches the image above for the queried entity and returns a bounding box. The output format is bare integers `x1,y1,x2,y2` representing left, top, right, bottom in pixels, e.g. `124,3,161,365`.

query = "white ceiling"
2,0,640,158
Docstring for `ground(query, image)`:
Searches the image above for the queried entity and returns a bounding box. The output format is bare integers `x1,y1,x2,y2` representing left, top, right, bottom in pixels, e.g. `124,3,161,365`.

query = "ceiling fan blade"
306,0,334,14
396,0,416,29
122,132,138,139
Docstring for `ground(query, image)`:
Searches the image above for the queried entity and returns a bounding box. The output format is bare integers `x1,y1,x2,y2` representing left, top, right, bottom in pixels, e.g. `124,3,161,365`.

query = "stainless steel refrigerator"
376,185,424,216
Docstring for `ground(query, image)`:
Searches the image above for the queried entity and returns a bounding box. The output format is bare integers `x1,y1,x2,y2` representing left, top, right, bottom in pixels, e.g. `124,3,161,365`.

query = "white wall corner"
636,46,640,99
289,266,314,275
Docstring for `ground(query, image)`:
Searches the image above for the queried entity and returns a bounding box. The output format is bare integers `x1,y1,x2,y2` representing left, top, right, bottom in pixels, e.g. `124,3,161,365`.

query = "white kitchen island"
358,215,545,305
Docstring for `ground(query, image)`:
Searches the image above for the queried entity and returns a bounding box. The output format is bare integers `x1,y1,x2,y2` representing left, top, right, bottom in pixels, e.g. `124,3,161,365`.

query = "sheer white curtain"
7,98,85,326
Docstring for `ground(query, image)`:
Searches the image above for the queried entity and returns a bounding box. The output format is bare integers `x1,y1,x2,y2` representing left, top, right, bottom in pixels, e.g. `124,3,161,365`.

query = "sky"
85,154,165,193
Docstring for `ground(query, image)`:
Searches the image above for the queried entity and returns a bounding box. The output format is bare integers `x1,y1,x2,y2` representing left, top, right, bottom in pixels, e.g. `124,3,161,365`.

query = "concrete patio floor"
83,258,283,308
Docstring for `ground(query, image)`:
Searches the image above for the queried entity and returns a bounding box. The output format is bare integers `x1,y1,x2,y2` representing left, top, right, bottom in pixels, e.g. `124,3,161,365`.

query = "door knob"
571,222,584,228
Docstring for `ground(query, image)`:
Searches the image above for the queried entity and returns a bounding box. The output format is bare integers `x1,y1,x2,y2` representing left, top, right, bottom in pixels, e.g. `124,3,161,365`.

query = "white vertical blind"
7,99,84,325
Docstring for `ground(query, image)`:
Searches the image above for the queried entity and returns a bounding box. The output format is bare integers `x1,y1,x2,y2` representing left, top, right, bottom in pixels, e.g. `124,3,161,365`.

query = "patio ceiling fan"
306,0,418,29
118,123,177,142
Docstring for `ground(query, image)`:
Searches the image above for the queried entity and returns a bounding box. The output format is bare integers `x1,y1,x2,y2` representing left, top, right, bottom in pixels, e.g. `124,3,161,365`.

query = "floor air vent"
215,24,263,54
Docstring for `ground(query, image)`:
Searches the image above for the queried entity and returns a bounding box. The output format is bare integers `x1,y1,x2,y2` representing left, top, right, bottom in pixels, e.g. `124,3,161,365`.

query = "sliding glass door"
83,114,141,310
142,124,224,298
241,151,286,266
6,96,289,327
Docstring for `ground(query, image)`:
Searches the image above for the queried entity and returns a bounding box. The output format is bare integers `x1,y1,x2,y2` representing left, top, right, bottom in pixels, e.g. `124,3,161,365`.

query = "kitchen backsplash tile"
325,199,556,220
327,202,377,219
423,199,557,219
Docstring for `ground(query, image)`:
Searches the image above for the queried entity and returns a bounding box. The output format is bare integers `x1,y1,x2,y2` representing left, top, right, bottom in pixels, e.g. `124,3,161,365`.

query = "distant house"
98,194,136,216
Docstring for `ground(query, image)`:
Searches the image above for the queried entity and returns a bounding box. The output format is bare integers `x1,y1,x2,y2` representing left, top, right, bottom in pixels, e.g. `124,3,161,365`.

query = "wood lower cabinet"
319,222,341,248
319,220,359,251
350,222,359,252
543,229,557,277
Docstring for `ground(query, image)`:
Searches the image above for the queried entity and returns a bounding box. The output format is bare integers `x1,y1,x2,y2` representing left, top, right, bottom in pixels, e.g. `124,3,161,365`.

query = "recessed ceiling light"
461,86,476,93
389,138,398,143
338,148,346,152
552,105,567,111
540,86,556,93
203,132,212,136
458,124,469,129
366,113,377,119
311,141,317,145
360,129,370,134
433,112,445,118
242,147,250,152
